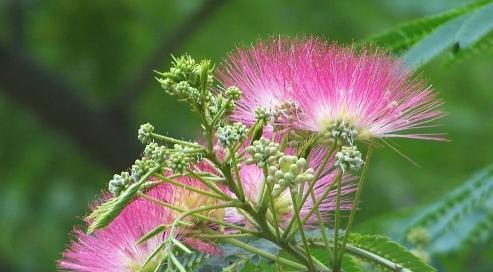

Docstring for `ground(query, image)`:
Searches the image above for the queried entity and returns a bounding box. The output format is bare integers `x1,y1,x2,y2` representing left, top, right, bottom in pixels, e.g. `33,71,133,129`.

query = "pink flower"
59,186,174,272
59,180,221,272
218,37,444,142
293,44,444,142
225,149,355,228
218,37,327,130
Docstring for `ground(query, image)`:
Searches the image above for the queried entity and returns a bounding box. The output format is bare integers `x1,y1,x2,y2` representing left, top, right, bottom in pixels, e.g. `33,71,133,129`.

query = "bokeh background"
0,0,492,271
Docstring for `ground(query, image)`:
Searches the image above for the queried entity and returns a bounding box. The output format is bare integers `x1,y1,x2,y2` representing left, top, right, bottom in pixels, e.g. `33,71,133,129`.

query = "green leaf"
403,15,470,69
341,254,362,272
400,1,493,68
137,224,167,244
408,164,493,241
364,0,493,52
456,3,493,48
464,210,493,247
346,233,435,272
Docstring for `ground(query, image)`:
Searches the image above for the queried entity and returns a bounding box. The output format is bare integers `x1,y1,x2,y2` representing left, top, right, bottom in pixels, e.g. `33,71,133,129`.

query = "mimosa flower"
219,37,444,143
59,186,174,272
217,37,327,129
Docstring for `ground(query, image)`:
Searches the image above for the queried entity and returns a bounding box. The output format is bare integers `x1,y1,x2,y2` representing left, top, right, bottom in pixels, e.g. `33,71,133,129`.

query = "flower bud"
138,123,154,144
335,145,364,173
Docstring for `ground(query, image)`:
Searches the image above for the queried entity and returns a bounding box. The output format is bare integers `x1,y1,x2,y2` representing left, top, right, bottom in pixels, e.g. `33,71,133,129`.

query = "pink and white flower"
59,186,174,272
219,37,444,142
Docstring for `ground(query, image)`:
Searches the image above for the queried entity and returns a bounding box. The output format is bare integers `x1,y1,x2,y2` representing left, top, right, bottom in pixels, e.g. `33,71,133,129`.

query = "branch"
0,44,140,170
114,0,227,108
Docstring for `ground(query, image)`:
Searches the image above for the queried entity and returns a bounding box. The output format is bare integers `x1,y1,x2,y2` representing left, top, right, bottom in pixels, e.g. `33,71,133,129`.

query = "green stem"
309,190,333,265
154,173,229,200
223,238,309,271
283,142,337,239
333,172,343,272
150,133,204,149
187,171,231,200
284,172,339,241
138,193,256,234
192,232,254,239
231,149,246,201
337,143,374,267
210,99,232,127
289,188,315,271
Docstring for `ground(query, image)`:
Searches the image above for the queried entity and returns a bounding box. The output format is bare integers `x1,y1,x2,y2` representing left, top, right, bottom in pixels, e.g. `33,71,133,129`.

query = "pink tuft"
218,37,444,141
59,186,174,272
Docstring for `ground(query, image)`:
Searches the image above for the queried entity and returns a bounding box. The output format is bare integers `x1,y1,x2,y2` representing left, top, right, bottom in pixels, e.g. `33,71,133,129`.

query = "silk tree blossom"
294,45,444,142
219,37,444,142
59,186,174,272
218,37,328,130
59,177,223,272
225,150,355,228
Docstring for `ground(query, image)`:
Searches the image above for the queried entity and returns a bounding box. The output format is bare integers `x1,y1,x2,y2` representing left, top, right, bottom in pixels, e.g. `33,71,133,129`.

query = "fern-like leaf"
346,233,435,272
402,2,493,68
364,0,492,52
341,254,362,272
408,165,493,240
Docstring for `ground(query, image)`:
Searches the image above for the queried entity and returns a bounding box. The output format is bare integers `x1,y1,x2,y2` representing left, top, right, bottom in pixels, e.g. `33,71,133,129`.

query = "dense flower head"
218,37,328,129
218,36,444,142
59,186,174,272
59,168,225,272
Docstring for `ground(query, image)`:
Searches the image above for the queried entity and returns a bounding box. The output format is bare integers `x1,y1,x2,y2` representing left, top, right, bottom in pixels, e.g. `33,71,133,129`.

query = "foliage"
1,1,493,271
365,0,493,68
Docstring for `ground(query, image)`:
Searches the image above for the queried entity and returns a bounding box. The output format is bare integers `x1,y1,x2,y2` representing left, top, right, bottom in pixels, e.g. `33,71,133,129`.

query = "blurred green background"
0,0,491,271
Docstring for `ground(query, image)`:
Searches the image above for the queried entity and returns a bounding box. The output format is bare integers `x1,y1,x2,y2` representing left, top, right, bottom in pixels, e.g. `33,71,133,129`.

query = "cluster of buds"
245,137,283,167
156,55,213,106
267,155,314,197
216,122,247,148
335,145,364,173
144,142,168,163
108,171,131,196
131,158,158,181
254,106,273,123
138,123,154,144
271,99,303,124
166,144,198,174
324,119,358,145
208,86,243,122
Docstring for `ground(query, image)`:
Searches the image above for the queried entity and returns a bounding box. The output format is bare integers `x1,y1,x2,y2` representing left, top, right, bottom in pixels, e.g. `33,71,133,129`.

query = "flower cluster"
156,55,213,107
60,36,443,272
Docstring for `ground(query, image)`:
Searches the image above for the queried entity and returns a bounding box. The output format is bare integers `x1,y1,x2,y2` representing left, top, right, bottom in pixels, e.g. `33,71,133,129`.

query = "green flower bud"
131,158,157,181
335,145,364,173
166,144,193,174
245,137,282,167
324,119,358,145
138,123,154,144
144,142,168,163
225,86,242,101
269,155,314,197
108,172,131,196
216,122,248,148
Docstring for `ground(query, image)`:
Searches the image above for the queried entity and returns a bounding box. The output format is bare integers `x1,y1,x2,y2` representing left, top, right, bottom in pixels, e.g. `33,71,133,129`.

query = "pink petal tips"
218,36,444,142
